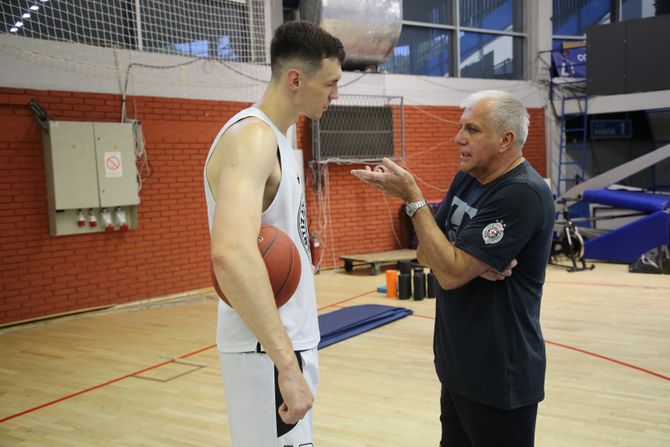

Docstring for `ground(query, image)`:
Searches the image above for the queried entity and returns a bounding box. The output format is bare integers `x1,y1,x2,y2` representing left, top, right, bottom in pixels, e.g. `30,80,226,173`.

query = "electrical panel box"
43,121,140,236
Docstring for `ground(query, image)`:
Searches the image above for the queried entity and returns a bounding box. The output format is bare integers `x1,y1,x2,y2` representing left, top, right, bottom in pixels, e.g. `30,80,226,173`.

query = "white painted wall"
0,35,545,108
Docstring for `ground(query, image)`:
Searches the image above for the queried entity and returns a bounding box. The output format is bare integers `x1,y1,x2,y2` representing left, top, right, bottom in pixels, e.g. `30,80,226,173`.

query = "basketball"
211,224,302,308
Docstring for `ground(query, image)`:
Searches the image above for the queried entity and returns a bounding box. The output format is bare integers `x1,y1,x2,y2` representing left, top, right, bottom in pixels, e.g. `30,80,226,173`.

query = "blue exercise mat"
318,304,413,349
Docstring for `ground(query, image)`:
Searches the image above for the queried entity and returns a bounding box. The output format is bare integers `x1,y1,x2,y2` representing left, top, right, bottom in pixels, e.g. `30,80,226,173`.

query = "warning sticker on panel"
104,152,123,178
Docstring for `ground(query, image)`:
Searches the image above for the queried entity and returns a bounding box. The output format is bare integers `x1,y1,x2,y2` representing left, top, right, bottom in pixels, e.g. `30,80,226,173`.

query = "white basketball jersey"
204,107,320,353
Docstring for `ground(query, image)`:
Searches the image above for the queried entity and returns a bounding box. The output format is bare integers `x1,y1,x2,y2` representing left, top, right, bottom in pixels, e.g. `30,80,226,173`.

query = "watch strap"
406,199,428,217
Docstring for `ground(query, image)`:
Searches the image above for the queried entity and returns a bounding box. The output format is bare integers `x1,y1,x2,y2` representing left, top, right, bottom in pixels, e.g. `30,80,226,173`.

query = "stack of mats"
318,304,413,349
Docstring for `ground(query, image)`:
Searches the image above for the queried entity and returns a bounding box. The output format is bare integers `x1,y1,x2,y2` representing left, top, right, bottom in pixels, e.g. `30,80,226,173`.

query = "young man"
352,90,554,447
204,21,344,446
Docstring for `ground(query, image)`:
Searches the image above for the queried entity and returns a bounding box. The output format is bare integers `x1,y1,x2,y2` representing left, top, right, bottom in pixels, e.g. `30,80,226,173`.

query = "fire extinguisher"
309,232,321,273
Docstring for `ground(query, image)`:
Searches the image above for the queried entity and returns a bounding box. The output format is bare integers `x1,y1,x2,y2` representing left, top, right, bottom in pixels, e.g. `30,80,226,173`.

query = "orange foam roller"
386,269,398,298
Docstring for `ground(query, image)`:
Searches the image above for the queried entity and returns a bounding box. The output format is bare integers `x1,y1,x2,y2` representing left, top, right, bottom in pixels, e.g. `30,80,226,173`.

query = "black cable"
216,60,270,83
123,57,202,95
28,99,50,132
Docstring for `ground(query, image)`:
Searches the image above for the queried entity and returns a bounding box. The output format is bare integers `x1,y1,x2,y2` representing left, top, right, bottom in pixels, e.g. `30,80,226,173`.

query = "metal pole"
248,0,257,63
400,96,405,160
454,0,461,77
135,0,143,51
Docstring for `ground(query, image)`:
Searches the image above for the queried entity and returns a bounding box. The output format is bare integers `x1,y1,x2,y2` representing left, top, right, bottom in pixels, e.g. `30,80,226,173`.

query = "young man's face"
454,100,503,180
297,57,342,120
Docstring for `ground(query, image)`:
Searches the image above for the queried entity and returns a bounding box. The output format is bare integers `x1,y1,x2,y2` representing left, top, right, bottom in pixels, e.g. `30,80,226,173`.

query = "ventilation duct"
299,0,402,69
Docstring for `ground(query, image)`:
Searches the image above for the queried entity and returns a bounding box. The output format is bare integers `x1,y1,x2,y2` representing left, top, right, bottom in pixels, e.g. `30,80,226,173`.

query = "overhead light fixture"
10,27,19,32
22,13,31,19
30,5,39,10
40,0,49,3
15,21,24,27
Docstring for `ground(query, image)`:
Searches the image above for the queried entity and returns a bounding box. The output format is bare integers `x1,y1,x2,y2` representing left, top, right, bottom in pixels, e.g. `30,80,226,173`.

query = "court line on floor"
0,291,378,424
410,310,670,382
317,290,377,312
0,344,217,424
339,295,670,382
544,340,670,381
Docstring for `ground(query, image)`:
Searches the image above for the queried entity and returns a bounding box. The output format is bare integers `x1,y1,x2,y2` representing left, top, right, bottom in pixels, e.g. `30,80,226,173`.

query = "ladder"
557,94,589,198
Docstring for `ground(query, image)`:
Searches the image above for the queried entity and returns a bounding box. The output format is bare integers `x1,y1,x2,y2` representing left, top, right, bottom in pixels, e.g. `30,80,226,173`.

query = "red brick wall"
302,105,547,270
0,88,545,324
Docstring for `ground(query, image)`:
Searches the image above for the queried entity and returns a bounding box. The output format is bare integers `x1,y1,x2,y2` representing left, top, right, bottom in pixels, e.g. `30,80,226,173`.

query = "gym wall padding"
583,189,670,213
584,210,670,263
581,189,670,263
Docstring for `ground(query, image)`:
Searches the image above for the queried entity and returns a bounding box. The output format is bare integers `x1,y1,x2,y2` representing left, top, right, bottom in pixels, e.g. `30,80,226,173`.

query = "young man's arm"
208,119,312,424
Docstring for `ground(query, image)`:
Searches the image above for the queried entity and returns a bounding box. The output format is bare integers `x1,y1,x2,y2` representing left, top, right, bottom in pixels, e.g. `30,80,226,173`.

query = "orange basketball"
211,224,302,308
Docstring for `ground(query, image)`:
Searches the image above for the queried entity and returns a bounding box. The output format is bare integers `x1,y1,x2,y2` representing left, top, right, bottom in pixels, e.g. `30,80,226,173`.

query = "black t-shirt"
432,161,555,410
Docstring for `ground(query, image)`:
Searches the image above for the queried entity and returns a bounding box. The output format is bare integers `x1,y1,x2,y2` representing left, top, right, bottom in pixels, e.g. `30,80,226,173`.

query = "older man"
352,90,554,447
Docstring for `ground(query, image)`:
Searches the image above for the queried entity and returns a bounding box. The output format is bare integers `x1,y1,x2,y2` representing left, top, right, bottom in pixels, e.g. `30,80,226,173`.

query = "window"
381,0,525,79
1,0,135,48
404,0,453,24
141,0,262,62
460,0,523,32
1,0,265,63
552,0,610,36
621,0,670,21
550,0,610,77
381,26,451,76
460,33,523,80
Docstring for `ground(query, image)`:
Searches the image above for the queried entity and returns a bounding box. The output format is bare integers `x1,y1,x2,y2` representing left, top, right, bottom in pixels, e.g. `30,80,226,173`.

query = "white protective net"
1,0,270,99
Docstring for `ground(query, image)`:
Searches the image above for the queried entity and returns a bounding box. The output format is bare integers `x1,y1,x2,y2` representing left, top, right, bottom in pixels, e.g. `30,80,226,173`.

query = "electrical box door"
94,123,140,207
44,121,99,210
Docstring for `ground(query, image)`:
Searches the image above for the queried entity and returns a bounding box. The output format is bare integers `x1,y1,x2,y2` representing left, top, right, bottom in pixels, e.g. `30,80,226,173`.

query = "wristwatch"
405,199,428,218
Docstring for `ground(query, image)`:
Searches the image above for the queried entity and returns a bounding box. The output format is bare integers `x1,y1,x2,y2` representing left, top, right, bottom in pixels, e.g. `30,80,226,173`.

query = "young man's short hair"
270,21,345,78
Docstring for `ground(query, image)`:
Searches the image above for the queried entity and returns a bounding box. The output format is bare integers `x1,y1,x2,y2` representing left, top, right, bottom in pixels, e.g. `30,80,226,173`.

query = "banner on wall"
552,42,586,78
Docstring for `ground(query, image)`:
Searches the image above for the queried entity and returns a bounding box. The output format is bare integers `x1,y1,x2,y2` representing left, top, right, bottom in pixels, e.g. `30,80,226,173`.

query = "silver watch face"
405,203,416,217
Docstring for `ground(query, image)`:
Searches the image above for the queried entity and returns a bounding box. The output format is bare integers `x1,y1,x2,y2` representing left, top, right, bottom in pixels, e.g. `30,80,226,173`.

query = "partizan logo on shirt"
482,221,505,245
297,194,311,261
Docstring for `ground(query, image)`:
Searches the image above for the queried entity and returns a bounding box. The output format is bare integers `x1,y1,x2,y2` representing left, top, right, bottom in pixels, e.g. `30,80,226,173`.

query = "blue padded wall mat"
583,189,670,212
584,210,670,263
318,304,413,349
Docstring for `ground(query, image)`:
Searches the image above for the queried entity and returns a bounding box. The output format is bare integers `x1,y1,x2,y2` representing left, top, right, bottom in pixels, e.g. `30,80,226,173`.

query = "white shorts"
219,347,319,447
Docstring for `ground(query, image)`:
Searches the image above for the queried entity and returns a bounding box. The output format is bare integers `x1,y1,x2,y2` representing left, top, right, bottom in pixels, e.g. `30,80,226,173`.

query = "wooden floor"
1,262,669,446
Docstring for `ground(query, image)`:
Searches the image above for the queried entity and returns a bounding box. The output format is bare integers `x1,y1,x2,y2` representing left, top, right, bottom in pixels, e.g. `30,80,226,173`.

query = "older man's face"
454,101,501,181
